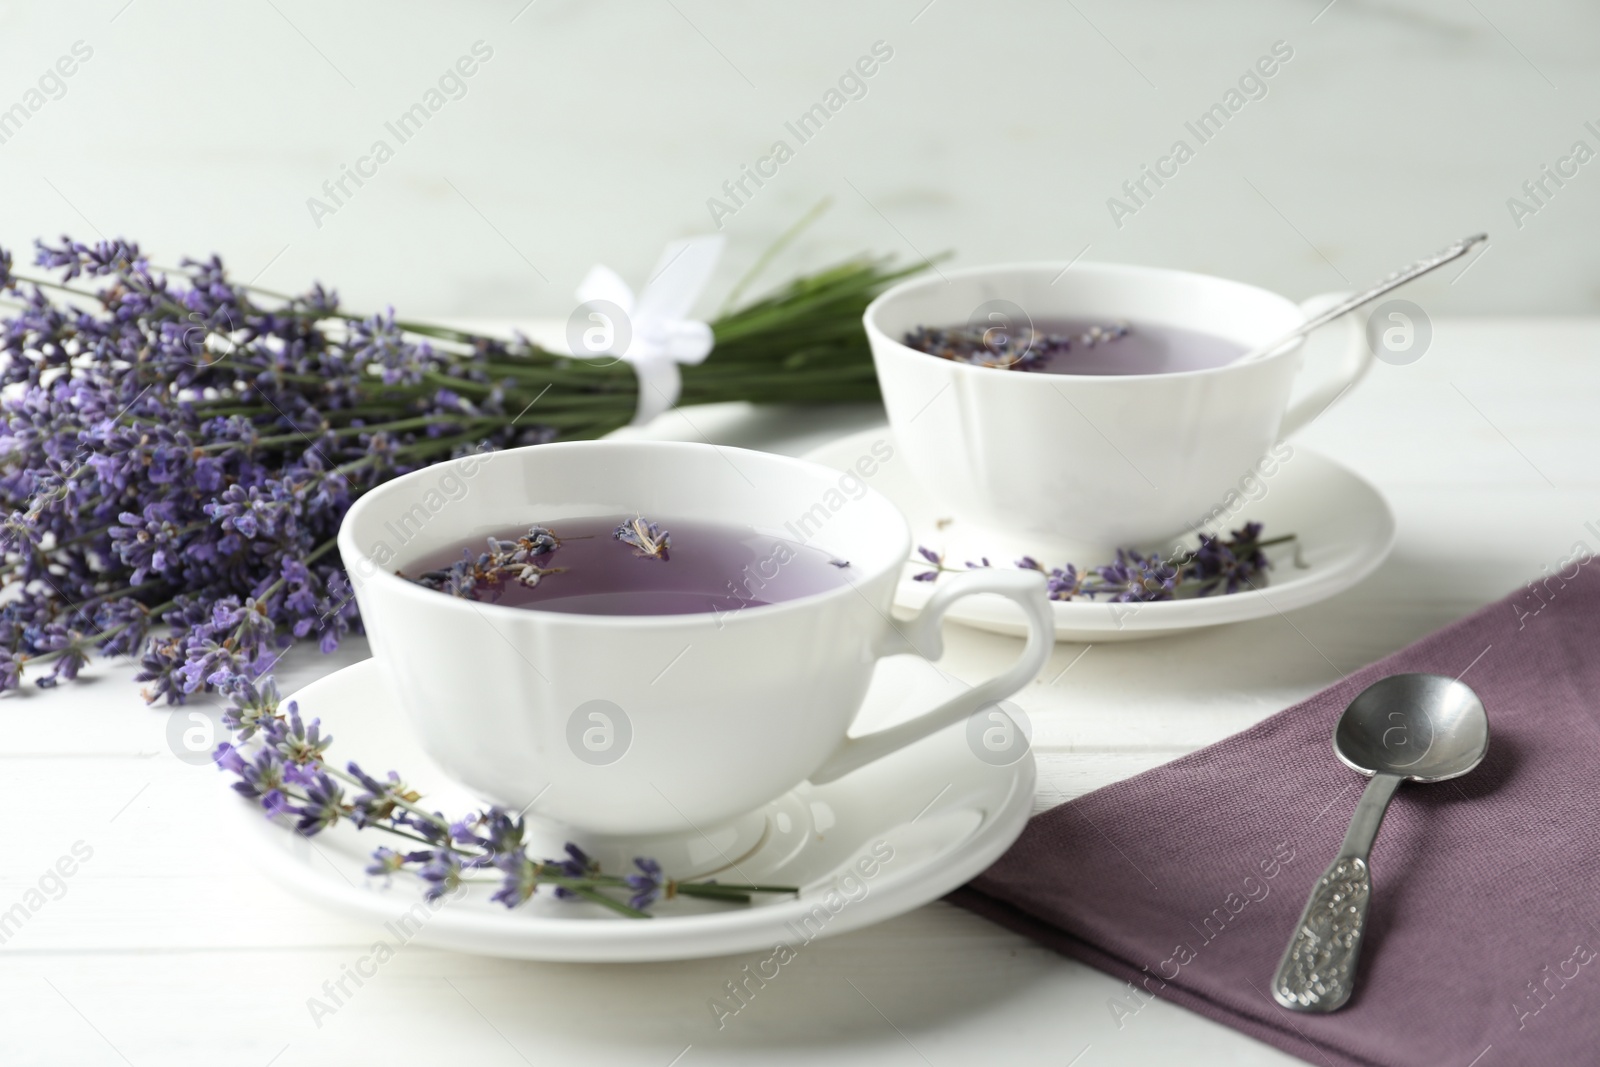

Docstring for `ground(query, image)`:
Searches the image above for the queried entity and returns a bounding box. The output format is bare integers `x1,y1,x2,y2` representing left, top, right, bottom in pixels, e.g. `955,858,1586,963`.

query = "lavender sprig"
914,523,1293,603
214,679,796,918
614,516,671,561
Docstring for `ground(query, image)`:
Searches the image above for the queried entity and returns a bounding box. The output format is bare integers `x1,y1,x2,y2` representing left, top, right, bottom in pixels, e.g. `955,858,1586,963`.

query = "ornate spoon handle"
1271,772,1401,1012
1271,855,1371,1010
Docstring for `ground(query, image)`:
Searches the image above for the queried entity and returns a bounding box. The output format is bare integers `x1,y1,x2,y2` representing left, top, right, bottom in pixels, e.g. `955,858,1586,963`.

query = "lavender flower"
614,516,670,560
293,771,345,835
214,741,290,817
365,847,407,878
625,857,665,911
1019,557,1087,602
407,524,568,602
1103,550,1179,601
555,842,598,879
901,321,1129,371
346,761,418,828
913,546,1005,584
913,545,944,582
1185,521,1273,595
1079,322,1131,347
221,676,281,741
492,853,540,908
33,626,92,688
416,849,466,902
262,701,332,765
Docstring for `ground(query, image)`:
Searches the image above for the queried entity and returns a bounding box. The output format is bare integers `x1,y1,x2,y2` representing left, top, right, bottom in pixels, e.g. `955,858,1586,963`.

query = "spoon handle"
1271,773,1401,1012
1242,233,1487,362
1337,772,1402,860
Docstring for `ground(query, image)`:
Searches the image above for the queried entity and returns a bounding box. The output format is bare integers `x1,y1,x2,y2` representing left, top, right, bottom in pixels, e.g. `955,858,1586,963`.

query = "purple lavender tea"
404,515,850,616
903,318,1246,375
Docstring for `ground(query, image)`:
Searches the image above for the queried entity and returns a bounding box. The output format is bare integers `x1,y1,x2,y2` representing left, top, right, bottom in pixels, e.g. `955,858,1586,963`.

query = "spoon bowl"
1334,672,1489,781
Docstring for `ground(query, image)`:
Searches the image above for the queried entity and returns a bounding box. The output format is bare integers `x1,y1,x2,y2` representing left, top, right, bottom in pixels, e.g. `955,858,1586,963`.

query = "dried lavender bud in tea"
405,515,851,615
903,319,1249,375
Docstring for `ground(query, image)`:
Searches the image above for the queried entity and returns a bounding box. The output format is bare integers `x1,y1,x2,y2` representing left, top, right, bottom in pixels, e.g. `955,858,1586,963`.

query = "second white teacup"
865,262,1372,556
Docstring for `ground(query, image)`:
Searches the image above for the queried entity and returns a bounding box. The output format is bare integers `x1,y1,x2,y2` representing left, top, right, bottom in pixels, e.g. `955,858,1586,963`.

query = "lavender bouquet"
0,236,915,701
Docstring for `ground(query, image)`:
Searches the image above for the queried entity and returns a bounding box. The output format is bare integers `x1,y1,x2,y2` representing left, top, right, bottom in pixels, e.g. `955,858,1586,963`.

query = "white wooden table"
4,318,1593,1066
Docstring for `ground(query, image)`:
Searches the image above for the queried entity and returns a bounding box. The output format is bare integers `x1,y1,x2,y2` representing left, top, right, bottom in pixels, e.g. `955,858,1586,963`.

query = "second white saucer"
805,428,1395,642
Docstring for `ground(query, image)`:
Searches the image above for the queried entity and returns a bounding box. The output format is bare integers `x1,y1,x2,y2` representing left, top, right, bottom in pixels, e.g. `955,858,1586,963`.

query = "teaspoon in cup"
1238,234,1486,364
1271,673,1489,1012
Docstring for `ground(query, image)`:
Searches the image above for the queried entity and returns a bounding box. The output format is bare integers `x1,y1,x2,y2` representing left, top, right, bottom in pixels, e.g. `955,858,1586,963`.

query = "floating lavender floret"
901,320,1130,371
902,324,1069,371
614,516,671,560
406,524,567,602
1079,322,1131,348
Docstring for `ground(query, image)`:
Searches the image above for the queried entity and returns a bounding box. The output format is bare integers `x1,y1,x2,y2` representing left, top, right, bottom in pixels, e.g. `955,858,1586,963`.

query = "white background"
0,0,1597,319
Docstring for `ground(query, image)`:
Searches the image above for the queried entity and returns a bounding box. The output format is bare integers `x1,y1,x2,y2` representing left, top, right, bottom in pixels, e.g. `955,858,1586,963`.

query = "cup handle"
1276,291,1373,439
808,569,1053,785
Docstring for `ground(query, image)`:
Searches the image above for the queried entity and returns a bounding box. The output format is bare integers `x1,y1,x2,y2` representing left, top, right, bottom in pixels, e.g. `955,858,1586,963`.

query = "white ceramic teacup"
338,440,1051,840
865,263,1372,556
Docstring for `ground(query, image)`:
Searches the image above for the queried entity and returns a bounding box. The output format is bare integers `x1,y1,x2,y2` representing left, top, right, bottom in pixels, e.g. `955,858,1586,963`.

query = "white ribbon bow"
574,235,725,426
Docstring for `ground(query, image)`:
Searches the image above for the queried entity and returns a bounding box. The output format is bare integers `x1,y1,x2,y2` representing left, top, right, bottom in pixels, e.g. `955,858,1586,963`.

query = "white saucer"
230,658,1035,962
805,428,1396,642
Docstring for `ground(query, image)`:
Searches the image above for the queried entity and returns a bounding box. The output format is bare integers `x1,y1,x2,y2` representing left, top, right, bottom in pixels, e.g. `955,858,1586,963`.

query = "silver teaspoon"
1272,673,1489,1012
1239,234,1487,363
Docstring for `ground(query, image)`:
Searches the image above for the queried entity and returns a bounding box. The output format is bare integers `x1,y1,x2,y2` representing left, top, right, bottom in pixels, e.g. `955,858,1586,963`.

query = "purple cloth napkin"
949,569,1600,1067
